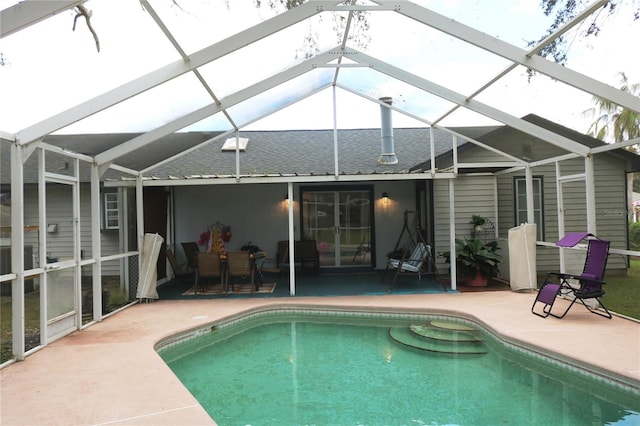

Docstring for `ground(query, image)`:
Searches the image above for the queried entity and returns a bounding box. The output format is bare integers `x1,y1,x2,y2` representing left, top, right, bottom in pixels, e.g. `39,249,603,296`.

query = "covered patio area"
156,268,509,299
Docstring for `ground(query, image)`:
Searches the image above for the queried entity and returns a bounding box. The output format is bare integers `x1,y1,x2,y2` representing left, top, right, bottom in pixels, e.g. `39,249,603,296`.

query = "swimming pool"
158,309,640,425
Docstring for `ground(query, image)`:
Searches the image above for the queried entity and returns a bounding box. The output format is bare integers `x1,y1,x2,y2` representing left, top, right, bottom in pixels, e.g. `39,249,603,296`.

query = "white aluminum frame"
3,0,639,361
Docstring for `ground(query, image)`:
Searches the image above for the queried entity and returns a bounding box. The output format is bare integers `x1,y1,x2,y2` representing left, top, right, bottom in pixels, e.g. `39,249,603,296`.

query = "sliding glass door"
301,187,373,268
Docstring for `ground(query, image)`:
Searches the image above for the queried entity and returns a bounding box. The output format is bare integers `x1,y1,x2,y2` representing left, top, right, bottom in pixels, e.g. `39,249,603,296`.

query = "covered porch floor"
157,269,507,299
1,290,638,425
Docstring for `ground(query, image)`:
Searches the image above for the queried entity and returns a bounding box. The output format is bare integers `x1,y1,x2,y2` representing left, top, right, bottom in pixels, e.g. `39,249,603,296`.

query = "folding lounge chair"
386,242,430,291
531,232,612,319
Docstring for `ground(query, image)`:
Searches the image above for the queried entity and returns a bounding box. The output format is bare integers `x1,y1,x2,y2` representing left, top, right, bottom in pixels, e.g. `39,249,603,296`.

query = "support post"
136,176,144,282
73,158,82,330
555,161,566,272
333,85,339,177
525,165,535,224
10,142,26,360
90,163,103,321
448,179,456,291
585,155,597,234
287,182,295,296
37,148,47,347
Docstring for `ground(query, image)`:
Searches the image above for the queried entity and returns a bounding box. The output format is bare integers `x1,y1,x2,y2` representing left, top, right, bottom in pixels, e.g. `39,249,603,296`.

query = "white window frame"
514,176,544,240
103,192,119,230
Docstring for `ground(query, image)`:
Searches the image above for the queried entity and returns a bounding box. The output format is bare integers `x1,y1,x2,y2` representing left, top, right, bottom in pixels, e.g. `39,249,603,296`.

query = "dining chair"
226,251,256,291
195,252,223,295
181,242,200,271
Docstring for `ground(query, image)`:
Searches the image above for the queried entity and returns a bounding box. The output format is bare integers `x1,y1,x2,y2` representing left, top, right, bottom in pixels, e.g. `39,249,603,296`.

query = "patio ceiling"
1,0,639,178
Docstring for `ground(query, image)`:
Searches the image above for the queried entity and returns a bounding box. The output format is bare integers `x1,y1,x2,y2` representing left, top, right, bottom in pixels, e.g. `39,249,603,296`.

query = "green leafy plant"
440,238,502,280
469,215,486,227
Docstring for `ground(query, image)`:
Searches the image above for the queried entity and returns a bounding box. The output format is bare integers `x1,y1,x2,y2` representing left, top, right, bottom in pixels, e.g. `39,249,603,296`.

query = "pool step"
409,323,483,343
388,321,487,355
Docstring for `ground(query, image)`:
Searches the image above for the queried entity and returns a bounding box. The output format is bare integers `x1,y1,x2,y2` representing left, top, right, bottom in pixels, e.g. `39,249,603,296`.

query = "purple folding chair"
531,232,612,319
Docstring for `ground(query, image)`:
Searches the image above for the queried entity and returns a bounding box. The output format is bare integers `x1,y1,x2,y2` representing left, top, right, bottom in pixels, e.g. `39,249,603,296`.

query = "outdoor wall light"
284,194,289,207
382,192,389,204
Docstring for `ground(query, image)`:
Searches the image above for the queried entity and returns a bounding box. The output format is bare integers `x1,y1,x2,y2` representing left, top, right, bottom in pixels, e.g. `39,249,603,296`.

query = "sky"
0,0,638,137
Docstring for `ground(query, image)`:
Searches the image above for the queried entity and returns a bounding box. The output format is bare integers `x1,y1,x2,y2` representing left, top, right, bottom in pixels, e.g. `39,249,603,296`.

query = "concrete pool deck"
1,291,639,425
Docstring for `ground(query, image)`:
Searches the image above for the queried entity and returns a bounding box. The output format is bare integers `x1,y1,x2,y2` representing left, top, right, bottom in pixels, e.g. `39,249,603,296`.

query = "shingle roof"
145,127,497,179
3,114,636,185
1,126,476,184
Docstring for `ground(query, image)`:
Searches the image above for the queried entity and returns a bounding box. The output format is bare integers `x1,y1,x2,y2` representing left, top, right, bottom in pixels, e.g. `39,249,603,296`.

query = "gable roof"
411,114,640,173
144,127,487,179
5,114,635,185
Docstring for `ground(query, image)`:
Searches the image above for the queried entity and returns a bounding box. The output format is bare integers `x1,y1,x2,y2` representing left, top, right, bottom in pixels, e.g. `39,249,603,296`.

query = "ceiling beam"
590,137,640,154
337,84,527,164
346,48,591,156
432,0,608,126
12,0,632,168
140,0,236,128
135,171,456,188
96,49,342,167
0,131,15,142
388,1,640,115
0,0,85,39
140,82,334,174
15,0,325,145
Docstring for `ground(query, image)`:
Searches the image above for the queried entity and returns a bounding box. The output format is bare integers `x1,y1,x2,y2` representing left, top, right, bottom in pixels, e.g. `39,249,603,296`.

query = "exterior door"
44,179,79,341
143,188,168,280
301,188,373,268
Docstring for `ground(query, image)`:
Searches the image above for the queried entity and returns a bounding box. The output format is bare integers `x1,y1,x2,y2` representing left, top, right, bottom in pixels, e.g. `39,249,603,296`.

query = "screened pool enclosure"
1,0,639,363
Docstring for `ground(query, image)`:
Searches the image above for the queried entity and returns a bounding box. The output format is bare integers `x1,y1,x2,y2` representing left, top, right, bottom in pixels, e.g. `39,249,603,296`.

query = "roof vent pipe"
377,96,398,165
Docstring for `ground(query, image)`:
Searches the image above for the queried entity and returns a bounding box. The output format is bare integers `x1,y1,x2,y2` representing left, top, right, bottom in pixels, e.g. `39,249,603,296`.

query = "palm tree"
584,72,640,151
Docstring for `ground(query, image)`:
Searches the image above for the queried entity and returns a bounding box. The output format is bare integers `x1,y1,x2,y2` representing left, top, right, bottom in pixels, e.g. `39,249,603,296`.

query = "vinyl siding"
433,175,499,270
20,184,122,276
443,141,629,276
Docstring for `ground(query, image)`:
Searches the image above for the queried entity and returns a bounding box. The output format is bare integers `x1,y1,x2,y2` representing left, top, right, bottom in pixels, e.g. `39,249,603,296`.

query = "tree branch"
73,5,100,52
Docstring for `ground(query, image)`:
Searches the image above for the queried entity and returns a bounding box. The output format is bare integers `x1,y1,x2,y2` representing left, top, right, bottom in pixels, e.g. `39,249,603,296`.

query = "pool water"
160,313,640,425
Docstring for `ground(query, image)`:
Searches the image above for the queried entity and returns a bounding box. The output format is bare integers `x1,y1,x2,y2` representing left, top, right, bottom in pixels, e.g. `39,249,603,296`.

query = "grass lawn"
603,257,640,320
1,278,131,364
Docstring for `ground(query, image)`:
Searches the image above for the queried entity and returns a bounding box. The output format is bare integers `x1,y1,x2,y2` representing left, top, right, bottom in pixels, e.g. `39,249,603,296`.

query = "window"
104,192,119,230
514,176,544,240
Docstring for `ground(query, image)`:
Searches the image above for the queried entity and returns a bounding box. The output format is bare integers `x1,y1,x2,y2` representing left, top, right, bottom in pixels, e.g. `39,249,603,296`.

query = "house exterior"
3,114,636,286
427,115,638,276
129,115,631,278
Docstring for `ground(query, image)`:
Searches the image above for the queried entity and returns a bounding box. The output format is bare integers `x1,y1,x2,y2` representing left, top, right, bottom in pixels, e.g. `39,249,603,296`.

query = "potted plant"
470,215,486,233
440,238,502,286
